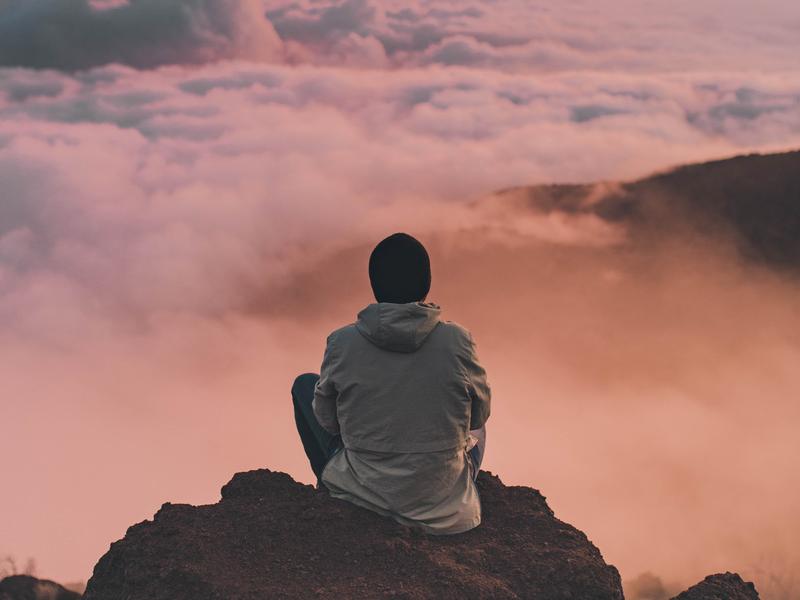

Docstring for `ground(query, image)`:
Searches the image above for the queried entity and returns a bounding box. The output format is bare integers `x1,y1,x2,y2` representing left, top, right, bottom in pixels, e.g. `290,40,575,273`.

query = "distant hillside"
497,150,800,268
0,575,81,600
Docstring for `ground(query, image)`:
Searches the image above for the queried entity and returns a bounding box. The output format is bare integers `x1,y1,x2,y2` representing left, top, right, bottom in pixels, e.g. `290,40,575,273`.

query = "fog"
3,192,799,597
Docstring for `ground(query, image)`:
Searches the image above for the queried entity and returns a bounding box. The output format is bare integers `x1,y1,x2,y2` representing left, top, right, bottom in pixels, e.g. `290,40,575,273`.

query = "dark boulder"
83,469,624,600
0,575,81,600
671,572,759,600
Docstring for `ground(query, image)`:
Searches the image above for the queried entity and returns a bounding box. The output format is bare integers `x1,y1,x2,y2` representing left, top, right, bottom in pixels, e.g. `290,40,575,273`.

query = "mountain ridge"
495,149,800,269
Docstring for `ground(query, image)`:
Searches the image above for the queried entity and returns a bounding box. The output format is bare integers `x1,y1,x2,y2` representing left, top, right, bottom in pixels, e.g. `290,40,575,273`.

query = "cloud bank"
1,62,799,331
0,0,282,70
1,0,799,72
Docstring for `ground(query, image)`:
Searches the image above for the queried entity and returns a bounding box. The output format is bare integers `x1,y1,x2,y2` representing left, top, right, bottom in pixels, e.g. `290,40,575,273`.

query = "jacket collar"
355,302,441,353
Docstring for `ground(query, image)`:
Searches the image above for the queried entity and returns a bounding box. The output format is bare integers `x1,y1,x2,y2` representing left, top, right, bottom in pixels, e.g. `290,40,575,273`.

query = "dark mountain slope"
497,150,800,268
0,575,81,600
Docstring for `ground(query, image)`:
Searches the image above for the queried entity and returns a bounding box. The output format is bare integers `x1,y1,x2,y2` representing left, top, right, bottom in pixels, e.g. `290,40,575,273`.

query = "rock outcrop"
83,469,624,600
0,575,81,600
671,572,760,600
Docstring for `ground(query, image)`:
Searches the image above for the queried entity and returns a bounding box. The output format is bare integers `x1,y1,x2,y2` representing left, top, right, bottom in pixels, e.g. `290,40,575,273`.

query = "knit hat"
368,233,431,303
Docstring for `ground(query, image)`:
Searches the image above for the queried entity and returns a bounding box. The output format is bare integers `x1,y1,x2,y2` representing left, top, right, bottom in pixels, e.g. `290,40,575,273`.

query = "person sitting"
291,232,491,533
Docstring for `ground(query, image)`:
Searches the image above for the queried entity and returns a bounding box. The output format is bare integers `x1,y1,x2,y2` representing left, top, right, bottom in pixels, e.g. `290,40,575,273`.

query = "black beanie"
368,233,431,304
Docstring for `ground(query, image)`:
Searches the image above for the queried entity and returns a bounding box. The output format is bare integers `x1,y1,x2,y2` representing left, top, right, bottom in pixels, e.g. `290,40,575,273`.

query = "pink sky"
1,0,800,597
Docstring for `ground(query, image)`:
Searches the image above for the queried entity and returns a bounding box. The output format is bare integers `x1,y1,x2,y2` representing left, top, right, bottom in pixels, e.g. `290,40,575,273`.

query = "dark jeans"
291,373,343,482
291,373,485,483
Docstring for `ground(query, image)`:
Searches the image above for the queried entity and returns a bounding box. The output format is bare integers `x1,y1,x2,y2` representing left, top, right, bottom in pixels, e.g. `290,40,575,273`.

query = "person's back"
290,233,491,533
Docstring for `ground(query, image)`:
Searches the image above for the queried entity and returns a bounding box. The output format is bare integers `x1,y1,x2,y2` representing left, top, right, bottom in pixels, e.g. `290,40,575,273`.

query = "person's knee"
291,372,320,405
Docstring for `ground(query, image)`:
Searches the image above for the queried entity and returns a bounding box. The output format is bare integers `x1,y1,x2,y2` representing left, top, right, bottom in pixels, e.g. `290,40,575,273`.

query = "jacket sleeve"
312,333,341,434
463,331,492,430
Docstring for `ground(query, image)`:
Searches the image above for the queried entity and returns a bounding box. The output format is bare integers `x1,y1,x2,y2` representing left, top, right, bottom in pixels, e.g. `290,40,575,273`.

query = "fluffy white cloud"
1,0,799,71
1,62,799,330
266,0,800,72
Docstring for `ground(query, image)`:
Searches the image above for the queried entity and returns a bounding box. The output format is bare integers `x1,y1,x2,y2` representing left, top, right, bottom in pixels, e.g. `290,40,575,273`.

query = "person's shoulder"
437,319,474,345
326,322,359,345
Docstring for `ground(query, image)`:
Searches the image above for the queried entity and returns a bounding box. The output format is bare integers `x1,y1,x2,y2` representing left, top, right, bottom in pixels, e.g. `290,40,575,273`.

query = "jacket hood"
355,302,442,353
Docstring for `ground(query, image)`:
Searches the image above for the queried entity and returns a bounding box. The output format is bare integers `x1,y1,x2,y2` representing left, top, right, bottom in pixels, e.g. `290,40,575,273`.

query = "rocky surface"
83,469,625,600
671,572,760,600
0,575,81,600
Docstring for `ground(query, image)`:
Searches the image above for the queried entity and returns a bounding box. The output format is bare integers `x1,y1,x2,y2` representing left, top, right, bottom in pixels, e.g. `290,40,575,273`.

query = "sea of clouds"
1,1,799,597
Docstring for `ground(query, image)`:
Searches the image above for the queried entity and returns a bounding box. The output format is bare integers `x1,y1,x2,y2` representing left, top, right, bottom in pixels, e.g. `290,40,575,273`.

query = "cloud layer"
1,0,799,72
1,62,799,331
0,0,282,70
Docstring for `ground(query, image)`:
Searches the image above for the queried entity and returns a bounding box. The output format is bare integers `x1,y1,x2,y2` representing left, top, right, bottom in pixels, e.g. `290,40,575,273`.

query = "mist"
266,207,800,597
3,192,799,597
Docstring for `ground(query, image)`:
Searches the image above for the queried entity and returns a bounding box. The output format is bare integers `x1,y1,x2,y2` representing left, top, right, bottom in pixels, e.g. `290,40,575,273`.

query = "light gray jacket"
312,301,491,533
